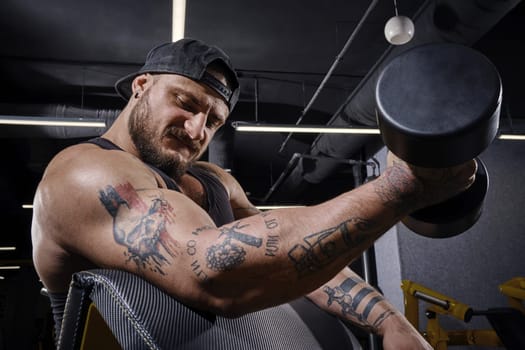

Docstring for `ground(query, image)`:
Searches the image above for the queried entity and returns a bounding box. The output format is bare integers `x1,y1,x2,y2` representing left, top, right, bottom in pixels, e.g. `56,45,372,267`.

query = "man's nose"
184,112,207,140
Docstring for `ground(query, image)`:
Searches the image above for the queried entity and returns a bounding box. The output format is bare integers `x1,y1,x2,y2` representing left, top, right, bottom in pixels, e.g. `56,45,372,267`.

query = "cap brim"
114,72,140,100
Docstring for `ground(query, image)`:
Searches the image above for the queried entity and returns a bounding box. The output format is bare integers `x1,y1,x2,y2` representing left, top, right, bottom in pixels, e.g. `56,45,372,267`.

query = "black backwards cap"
115,38,240,112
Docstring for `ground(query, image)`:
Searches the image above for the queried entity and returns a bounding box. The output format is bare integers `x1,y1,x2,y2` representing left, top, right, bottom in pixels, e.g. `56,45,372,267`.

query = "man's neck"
101,114,139,158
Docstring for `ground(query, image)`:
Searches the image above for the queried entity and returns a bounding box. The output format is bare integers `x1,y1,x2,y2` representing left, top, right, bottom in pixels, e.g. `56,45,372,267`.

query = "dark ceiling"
0,0,524,274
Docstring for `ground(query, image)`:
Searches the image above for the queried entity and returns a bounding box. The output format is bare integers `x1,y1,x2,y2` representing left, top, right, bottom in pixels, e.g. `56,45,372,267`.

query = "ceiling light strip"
0,116,106,128
235,124,525,139
0,247,16,251
498,134,525,141
234,123,380,134
0,266,21,270
172,0,186,41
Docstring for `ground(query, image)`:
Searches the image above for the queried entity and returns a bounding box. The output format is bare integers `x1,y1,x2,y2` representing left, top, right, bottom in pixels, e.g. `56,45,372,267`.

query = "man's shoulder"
47,141,144,175
39,141,158,198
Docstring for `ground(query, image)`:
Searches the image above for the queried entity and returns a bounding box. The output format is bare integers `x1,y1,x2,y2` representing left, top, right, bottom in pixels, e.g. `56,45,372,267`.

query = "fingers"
451,158,477,190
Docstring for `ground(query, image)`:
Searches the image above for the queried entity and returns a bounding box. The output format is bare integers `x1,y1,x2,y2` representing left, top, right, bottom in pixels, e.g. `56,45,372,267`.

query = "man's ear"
131,74,152,98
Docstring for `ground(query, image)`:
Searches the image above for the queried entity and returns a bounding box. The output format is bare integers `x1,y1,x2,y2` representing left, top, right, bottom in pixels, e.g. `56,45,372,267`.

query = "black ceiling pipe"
0,103,119,138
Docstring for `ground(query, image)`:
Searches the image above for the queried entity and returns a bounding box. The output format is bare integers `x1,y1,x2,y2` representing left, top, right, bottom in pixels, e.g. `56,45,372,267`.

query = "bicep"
43,151,219,304
77,182,218,288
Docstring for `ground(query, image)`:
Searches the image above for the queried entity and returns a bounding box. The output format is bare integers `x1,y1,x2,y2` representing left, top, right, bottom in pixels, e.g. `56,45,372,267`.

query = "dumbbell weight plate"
376,43,501,168
402,158,488,238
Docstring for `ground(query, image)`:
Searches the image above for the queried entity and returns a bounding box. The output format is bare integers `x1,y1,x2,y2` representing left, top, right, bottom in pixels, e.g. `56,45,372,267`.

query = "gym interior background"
0,0,524,349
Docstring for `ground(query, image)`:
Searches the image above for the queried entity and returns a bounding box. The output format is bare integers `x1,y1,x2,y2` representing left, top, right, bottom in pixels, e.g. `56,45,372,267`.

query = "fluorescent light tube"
172,0,186,41
0,116,106,128
498,134,525,141
233,123,380,134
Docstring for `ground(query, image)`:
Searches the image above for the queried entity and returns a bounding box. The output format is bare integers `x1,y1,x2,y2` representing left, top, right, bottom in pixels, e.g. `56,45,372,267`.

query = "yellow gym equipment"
402,277,525,349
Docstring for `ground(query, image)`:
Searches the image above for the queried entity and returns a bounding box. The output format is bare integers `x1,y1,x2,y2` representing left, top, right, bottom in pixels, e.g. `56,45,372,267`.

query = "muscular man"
31,39,476,349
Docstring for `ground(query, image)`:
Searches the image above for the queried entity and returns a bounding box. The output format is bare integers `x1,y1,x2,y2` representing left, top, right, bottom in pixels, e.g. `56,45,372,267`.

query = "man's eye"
206,118,223,129
175,96,193,111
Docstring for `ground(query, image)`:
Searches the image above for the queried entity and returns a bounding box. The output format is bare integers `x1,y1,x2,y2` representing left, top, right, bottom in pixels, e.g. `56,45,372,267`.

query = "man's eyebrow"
171,87,203,106
170,85,229,118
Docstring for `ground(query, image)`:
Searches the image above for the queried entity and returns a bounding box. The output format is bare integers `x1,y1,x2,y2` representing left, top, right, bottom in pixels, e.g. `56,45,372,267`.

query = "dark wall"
0,267,52,350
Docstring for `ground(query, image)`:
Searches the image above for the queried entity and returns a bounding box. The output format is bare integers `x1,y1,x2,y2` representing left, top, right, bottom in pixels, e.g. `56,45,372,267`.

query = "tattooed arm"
209,167,431,348
208,165,430,347
32,145,476,319
307,268,432,350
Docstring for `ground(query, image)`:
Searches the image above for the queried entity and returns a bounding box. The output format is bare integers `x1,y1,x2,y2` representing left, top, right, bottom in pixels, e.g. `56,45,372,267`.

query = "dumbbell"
375,43,501,238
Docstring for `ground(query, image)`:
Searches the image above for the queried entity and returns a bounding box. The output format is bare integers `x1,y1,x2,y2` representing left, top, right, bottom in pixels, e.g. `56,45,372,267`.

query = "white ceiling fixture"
498,134,525,140
384,0,415,45
0,116,106,128
232,122,381,135
172,0,186,41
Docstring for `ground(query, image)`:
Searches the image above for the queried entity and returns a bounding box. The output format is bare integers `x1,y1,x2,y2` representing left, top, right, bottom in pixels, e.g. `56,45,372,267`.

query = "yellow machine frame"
401,277,525,349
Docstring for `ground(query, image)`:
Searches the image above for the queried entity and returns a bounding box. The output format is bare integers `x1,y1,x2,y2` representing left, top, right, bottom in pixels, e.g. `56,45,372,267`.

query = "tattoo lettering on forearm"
192,225,214,236
98,182,180,275
265,235,280,257
186,240,197,255
190,260,209,282
206,222,263,271
264,218,279,229
185,240,208,281
288,218,373,277
323,277,389,331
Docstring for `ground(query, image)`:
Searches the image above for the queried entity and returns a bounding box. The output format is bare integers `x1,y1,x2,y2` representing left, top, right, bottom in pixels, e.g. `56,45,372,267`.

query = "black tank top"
86,137,235,226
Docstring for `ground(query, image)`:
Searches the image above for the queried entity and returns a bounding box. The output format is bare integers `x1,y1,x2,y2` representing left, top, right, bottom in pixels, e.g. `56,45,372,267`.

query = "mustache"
166,127,200,152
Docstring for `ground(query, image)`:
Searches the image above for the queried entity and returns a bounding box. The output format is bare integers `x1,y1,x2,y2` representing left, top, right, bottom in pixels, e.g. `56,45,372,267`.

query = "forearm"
306,268,432,350
306,268,399,334
186,170,422,314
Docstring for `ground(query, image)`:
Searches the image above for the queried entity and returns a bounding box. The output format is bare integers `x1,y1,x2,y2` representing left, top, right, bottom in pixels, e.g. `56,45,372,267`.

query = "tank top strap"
84,137,180,191
187,165,235,226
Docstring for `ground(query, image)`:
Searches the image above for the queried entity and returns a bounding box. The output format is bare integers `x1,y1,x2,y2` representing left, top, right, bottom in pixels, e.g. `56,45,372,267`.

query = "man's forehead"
158,74,230,115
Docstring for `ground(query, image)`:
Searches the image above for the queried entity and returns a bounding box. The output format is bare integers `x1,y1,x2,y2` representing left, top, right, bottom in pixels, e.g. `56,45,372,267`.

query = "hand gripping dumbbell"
375,43,501,238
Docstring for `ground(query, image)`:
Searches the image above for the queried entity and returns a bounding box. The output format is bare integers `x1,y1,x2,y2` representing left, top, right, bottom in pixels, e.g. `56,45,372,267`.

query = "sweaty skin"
31,72,475,350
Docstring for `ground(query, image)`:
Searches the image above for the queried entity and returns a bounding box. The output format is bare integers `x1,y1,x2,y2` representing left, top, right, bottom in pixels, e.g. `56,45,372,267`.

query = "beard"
127,90,198,181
